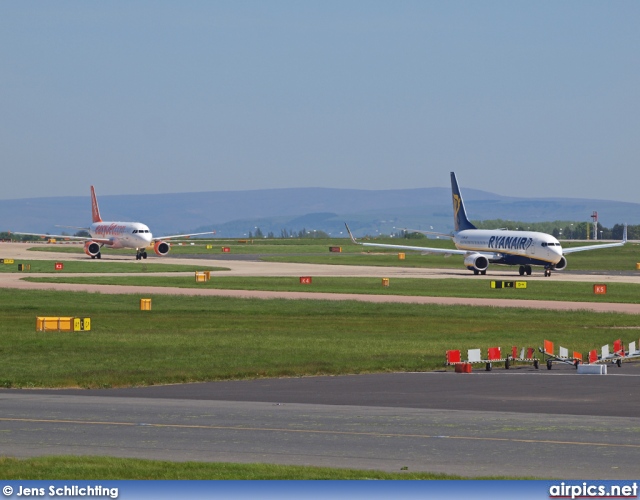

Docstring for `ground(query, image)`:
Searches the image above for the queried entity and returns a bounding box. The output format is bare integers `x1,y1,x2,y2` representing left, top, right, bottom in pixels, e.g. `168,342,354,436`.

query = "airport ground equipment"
505,346,539,369
587,339,640,368
539,339,582,369
446,345,538,371
36,317,91,332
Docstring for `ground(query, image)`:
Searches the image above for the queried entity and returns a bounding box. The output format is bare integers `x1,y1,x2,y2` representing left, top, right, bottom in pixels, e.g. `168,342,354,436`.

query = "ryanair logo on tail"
453,194,461,217
453,194,462,225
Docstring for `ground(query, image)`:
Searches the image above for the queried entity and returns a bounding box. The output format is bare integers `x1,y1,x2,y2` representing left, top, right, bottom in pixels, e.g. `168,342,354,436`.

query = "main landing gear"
518,265,532,276
135,249,148,261
518,265,553,277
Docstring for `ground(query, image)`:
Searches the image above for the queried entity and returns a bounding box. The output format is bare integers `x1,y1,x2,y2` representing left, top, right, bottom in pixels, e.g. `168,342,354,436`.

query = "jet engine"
554,256,567,271
154,241,170,256
83,241,101,258
464,253,489,273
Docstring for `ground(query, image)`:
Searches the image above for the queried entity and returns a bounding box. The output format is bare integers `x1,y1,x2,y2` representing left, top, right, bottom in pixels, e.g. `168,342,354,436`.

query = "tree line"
1,222,633,242
470,220,631,240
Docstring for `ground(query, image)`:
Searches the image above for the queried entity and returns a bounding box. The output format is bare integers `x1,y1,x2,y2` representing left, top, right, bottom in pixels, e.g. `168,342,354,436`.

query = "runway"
1,243,640,478
2,367,640,479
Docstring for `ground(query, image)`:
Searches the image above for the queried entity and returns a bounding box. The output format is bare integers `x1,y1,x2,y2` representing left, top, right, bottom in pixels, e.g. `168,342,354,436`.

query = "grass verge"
1,288,639,388
0,260,227,273
24,239,640,271
23,275,640,303
0,456,490,479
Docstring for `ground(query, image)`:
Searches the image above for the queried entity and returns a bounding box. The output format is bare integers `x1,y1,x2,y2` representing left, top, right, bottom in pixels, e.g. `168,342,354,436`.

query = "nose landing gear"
135,249,148,260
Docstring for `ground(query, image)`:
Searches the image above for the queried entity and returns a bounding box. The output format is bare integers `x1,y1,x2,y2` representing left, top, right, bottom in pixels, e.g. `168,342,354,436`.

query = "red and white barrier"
446,345,538,371
539,340,582,370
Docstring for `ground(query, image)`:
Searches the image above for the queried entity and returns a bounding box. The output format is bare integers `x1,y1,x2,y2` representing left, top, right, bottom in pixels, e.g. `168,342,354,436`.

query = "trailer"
446,345,538,371
505,346,540,370
539,340,583,370
588,339,640,368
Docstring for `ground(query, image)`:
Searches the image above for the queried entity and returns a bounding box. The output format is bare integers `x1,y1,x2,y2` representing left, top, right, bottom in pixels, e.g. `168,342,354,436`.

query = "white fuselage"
454,229,563,265
90,221,153,250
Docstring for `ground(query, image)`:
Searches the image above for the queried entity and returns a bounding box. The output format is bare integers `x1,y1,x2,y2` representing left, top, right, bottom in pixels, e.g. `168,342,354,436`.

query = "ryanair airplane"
346,172,627,277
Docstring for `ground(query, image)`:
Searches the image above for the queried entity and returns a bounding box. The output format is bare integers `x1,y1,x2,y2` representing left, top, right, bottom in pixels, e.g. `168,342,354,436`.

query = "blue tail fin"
450,172,476,232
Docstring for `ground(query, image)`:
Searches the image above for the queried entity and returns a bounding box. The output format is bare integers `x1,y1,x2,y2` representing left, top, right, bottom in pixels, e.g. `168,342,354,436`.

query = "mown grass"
264,241,640,271
1,288,639,389
21,238,640,270
0,456,502,479
0,260,227,273
26,238,361,255
24,275,640,304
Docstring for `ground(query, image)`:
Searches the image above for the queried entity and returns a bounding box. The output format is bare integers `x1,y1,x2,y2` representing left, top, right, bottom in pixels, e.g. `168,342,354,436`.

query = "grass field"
26,238,357,255
2,288,639,389
23,238,640,271
0,456,499,479
263,241,640,271
0,260,228,273
23,275,640,304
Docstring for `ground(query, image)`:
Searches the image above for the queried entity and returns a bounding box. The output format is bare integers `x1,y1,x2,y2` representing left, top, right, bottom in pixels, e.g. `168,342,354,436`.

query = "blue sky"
1,1,639,201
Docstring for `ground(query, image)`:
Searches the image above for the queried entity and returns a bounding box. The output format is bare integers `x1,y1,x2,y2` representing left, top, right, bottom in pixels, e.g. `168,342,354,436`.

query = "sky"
1,1,639,202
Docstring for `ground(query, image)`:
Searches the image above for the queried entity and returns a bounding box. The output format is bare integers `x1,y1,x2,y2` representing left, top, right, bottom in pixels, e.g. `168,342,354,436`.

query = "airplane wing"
563,241,626,254
55,225,90,231
344,224,468,256
562,224,627,255
154,231,215,241
397,228,454,239
10,231,114,245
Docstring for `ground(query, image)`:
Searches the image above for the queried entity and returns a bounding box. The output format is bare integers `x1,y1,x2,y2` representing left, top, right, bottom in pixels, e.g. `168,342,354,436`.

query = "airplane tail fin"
344,223,360,245
450,172,476,232
90,186,103,223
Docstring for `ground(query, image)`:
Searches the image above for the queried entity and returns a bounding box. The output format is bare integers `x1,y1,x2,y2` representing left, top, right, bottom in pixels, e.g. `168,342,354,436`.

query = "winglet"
344,223,360,245
90,186,102,223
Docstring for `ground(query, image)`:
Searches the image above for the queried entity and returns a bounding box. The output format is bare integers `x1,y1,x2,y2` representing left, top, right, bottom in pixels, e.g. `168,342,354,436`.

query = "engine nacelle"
464,253,489,272
554,256,567,271
84,241,101,257
154,241,170,256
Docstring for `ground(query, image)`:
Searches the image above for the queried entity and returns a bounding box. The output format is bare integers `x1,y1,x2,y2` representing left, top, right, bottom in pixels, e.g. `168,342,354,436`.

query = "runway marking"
1,417,638,449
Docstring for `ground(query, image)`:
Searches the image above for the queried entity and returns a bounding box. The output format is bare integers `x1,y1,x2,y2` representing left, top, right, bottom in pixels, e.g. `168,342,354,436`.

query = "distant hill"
1,187,638,238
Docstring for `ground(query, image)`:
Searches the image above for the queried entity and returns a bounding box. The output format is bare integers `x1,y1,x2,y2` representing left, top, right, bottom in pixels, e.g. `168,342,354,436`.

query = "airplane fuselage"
89,221,152,250
454,229,563,267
